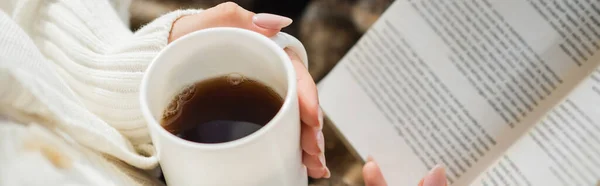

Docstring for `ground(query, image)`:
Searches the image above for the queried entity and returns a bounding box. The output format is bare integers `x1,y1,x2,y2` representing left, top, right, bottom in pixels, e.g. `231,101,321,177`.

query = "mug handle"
270,32,309,68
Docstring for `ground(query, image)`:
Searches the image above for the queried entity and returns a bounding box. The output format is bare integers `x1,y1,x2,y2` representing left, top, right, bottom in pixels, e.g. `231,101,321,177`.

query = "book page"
317,0,600,185
470,69,600,186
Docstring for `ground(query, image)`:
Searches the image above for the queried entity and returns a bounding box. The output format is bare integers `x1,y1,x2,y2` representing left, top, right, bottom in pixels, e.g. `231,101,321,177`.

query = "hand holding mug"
163,2,448,185
168,2,329,179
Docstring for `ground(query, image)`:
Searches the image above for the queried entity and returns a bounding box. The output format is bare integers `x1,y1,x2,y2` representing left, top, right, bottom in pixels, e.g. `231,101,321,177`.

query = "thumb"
362,157,387,186
206,2,287,37
168,2,290,42
420,165,447,186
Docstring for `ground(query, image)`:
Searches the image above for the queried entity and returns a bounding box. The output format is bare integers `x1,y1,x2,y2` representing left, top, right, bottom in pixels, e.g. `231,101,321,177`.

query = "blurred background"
128,1,393,185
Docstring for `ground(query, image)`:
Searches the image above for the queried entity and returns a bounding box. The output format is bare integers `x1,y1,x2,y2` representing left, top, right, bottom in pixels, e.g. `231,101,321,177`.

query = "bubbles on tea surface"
177,84,196,102
163,98,180,120
162,85,196,121
226,73,246,86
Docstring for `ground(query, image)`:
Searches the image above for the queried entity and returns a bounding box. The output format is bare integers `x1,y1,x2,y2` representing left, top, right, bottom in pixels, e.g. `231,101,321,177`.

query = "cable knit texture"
0,0,202,169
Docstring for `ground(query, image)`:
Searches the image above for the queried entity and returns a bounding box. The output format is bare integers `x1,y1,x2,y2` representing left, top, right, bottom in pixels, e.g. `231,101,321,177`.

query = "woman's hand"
362,158,447,186
168,2,330,178
168,2,293,42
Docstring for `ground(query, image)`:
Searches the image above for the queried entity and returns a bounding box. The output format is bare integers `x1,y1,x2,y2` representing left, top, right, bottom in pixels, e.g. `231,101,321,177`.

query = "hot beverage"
161,74,284,143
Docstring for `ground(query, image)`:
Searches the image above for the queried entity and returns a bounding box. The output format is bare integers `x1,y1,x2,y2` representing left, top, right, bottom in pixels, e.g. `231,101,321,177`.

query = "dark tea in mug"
161,74,284,143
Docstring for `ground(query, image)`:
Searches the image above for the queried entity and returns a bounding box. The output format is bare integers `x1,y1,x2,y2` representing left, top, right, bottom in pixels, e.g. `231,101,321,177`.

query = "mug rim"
139,27,298,150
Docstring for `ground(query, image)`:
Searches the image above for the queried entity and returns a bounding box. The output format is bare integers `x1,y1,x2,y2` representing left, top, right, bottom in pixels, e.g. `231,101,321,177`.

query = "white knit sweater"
0,0,201,172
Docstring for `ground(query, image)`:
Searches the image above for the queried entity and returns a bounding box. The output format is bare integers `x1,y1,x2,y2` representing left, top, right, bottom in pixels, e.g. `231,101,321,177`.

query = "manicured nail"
423,165,447,186
318,107,324,130
366,155,374,162
319,154,327,167
323,166,331,178
317,130,325,153
253,13,293,29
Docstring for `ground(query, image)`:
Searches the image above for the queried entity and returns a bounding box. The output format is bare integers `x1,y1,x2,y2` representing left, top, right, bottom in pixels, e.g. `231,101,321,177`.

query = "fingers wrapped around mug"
285,48,330,178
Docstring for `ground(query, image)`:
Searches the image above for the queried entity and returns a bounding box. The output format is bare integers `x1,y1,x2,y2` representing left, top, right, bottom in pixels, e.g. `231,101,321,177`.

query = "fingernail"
319,154,327,167
317,130,325,153
253,13,293,29
318,107,324,130
323,166,331,178
423,165,447,186
366,155,374,162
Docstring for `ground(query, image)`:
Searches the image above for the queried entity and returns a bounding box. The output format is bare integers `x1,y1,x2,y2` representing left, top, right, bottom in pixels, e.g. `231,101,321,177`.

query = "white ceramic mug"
139,27,309,186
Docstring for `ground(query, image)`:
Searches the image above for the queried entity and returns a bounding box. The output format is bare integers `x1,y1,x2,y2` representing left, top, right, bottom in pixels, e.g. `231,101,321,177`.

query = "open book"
317,0,600,185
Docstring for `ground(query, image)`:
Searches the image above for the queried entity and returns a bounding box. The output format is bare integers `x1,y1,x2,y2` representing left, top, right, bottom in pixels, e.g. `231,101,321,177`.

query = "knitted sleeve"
11,0,201,144
0,0,201,169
